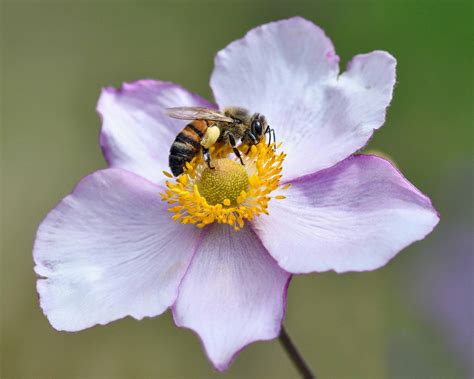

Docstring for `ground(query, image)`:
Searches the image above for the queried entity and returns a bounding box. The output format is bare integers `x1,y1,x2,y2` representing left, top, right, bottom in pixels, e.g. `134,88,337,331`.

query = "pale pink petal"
97,80,214,184
252,155,439,273
33,169,201,331
210,17,396,180
172,224,290,371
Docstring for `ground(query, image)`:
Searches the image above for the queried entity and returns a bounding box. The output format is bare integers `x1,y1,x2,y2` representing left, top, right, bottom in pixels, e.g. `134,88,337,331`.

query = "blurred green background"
2,1,472,378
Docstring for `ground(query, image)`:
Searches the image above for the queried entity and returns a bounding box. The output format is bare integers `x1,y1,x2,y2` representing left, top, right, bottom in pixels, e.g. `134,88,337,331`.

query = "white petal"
172,224,290,371
252,155,439,273
98,80,214,184
210,17,396,180
34,169,201,331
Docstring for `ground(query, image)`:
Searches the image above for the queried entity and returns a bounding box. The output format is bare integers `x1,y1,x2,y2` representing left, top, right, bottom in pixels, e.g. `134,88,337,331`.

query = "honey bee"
167,107,275,176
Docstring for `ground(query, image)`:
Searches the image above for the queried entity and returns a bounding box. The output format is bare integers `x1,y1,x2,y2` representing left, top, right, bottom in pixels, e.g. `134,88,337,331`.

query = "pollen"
160,141,287,231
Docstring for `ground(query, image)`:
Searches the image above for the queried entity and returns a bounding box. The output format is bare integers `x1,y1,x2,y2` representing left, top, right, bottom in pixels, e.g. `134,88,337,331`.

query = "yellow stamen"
160,141,287,230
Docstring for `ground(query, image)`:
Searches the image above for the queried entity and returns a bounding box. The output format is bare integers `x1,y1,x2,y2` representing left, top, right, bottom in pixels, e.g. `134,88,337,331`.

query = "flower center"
198,159,249,206
161,141,287,230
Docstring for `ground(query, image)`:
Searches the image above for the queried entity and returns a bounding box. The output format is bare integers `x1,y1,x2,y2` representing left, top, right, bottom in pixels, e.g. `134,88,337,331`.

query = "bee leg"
248,133,258,145
202,147,214,169
243,132,258,155
233,147,245,166
229,135,244,165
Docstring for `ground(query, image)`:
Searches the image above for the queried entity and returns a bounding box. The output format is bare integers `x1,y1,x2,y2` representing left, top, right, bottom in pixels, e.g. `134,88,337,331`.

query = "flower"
33,17,439,371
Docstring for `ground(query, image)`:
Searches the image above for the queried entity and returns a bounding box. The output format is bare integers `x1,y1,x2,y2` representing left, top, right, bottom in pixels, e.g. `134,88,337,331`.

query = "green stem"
278,325,316,379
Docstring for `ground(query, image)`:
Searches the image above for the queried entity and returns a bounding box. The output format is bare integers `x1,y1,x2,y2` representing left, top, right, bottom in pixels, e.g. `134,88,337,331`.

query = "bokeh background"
2,1,472,378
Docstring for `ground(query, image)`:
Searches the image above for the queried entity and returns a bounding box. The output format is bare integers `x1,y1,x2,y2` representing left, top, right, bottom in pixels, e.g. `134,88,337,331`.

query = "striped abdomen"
169,120,209,176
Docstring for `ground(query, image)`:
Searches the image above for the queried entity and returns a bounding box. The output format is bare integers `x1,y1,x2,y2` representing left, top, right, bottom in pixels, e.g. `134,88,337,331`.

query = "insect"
167,107,276,176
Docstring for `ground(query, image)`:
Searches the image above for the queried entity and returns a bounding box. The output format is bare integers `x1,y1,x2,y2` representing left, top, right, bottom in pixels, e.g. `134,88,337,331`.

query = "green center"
198,158,249,206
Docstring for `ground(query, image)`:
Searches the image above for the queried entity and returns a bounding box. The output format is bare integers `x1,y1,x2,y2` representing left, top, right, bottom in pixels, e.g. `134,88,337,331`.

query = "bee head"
247,113,268,144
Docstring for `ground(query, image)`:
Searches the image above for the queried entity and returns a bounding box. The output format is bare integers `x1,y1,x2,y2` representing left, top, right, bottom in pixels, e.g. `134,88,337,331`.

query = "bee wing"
166,107,234,122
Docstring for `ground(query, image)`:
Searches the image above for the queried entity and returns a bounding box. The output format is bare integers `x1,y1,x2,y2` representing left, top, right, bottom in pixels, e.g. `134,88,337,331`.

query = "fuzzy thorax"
160,141,287,230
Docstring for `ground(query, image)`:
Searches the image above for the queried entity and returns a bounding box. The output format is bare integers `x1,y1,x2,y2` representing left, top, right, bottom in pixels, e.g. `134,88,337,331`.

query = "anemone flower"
33,17,439,372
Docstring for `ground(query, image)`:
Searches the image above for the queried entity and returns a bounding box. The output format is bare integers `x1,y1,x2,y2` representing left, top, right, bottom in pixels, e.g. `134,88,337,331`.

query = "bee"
167,107,275,176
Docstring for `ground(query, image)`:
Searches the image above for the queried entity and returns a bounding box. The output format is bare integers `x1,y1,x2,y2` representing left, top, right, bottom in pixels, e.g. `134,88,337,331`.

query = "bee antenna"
266,126,276,149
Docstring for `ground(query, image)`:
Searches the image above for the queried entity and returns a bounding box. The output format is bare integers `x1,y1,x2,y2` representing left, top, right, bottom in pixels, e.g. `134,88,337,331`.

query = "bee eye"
252,120,262,136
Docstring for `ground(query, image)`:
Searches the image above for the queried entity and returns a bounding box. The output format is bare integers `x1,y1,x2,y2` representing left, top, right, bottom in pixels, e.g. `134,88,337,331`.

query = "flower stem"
278,325,316,379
